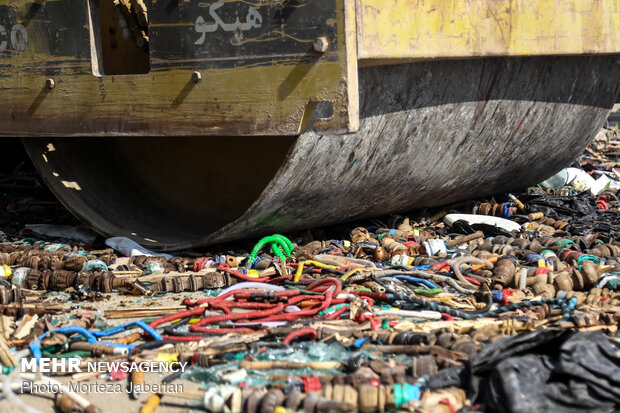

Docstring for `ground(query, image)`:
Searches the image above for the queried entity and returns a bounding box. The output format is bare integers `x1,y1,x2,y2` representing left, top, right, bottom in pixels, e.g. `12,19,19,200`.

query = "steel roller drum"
23,55,620,249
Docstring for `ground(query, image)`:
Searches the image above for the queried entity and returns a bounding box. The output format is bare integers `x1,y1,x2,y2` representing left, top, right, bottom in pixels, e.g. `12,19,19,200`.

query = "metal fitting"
312,36,330,53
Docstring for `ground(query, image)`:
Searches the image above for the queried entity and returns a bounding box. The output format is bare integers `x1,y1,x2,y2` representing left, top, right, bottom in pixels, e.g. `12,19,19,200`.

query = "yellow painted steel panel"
0,0,359,136
356,0,620,59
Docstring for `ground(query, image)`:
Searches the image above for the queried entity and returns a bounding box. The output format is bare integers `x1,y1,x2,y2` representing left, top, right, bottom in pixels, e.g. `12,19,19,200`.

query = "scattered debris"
0,129,617,412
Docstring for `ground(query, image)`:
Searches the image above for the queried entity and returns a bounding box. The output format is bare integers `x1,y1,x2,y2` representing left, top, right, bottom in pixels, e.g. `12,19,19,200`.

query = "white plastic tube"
217,282,286,296
2,369,41,413
18,373,93,409
374,309,442,320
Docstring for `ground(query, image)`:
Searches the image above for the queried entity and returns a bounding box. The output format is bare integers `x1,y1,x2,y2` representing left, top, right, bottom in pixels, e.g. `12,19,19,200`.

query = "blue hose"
30,326,97,359
30,322,159,360
91,320,163,341
393,275,439,290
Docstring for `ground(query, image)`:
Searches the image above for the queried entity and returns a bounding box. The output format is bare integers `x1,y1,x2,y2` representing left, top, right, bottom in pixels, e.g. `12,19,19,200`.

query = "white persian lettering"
10,24,28,51
194,2,262,45
0,23,28,53
0,25,6,51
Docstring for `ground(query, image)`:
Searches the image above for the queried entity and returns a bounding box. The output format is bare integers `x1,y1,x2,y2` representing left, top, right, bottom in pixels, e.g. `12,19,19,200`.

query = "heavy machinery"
2,0,619,249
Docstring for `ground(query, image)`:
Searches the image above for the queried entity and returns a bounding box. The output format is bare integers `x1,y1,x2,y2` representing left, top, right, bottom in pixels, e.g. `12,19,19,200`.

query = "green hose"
247,234,294,267
41,350,91,358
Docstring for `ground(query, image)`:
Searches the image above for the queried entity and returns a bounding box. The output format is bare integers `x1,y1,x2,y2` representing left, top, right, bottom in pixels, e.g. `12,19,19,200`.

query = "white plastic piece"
565,167,617,195
565,167,596,193
105,237,172,259
443,214,521,233
374,309,442,320
390,254,410,266
203,386,225,413
540,167,616,196
588,174,611,196
10,267,30,287
596,274,618,289
203,385,242,413
518,267,528,291
423,238,447,256
0,265,10,278
217,282,285,297
216,368,247,383
564,167,583,186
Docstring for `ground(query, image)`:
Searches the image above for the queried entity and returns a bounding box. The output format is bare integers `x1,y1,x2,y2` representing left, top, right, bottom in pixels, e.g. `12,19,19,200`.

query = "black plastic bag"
426,329,620,413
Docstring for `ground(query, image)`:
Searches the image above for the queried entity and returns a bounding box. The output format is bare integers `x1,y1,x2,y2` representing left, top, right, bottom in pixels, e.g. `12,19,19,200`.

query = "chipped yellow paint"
344,0,358,132
356,0,620,60
2,61,347,136
3,0,618,137
0,0,358,136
